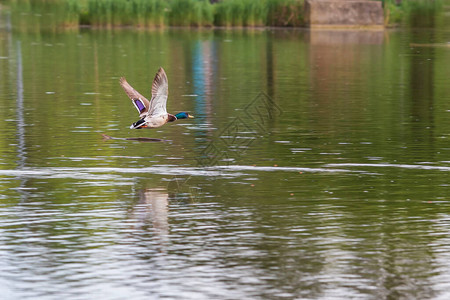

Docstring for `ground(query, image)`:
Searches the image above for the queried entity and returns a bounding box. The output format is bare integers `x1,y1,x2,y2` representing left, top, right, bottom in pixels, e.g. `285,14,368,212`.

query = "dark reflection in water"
408,32,435,162
1,7,450,299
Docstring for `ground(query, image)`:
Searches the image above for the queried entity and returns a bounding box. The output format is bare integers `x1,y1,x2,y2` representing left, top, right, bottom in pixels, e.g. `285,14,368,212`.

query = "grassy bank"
384,0,444,26
3,0,306,28
3,0,445,29
82,0,306,27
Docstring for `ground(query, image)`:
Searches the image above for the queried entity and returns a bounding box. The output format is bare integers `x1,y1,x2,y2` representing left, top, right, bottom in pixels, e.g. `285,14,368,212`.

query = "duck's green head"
174,112,194,119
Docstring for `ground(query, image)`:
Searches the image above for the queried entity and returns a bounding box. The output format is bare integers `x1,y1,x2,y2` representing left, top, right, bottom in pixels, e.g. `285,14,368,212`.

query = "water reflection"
15,40,25,168
129,188,169,248
191,39,216,130
308,29,384,45
408,35,435,161
307,30,384,137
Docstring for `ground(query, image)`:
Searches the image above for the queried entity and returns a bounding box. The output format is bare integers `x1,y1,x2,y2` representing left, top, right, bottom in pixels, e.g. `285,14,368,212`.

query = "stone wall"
304,0,384,28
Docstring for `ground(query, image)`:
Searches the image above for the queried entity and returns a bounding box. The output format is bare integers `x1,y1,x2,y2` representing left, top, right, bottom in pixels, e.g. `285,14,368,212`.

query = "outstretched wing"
148,67,168,117
119,77,151,118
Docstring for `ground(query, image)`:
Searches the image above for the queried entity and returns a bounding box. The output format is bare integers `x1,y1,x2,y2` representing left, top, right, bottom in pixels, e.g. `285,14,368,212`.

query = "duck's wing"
148,67,168,117
119,77,151,118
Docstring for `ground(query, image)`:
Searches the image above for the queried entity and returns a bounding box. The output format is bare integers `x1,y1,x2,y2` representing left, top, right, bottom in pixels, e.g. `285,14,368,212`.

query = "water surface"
1,10,450,300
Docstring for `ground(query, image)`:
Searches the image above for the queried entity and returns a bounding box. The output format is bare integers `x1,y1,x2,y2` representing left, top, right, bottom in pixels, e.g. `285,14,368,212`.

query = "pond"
1,9,450,300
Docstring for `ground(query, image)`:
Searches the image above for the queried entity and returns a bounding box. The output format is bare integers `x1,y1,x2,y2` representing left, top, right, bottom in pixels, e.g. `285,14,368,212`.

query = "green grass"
61,0,82,27
215,0,267,27
82,0,303,28
4,0,445,29
266,0,305,26
168,0,214,27
131,0,167,27
384,0,443,26
86,0,168,27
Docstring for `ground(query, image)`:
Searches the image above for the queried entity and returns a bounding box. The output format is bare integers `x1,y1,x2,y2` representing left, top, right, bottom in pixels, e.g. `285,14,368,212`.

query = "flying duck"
120,67,194,129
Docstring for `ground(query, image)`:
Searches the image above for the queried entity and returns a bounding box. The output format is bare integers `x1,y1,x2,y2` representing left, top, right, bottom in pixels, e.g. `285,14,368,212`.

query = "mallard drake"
120,67,194,129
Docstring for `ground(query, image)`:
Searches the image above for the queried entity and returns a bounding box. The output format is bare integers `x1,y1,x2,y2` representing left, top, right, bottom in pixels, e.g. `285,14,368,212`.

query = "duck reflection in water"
129,188,169,246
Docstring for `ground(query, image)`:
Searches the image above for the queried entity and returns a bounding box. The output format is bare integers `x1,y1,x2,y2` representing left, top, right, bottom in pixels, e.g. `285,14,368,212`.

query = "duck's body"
120,67,193,129
143,114,173,128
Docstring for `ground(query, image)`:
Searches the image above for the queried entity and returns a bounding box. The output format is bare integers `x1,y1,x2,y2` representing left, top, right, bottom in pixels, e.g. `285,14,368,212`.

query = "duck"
120,67,194,129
